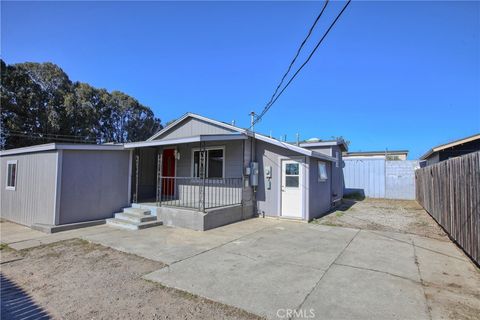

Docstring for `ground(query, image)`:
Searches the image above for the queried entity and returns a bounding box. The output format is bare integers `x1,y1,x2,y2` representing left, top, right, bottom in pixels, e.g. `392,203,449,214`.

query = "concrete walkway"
1,219,478,320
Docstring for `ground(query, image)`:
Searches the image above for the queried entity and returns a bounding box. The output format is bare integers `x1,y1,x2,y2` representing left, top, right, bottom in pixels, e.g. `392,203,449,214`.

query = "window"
285,163,299,188
6,160,17,190
192,147,224,178
318,161,328,182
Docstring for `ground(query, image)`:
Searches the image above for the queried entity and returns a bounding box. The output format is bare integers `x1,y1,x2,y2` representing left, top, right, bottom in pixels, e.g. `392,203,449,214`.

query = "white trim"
5,160,17,191
253,134,336,162
278,156,305,220
145,113,336,162
0,143,124,156
53,150,63,225
420,133,480,160
147,113,244,141
304,156,309,221
300,139,348,151
318,160,328,182
125,134,246,149
191,146,226,178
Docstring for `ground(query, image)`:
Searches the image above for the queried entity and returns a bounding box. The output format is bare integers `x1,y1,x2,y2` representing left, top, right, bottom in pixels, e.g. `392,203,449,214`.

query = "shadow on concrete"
1,273,51,320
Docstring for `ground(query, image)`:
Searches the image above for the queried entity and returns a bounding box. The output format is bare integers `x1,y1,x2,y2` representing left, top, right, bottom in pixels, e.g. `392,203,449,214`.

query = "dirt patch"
313,199,447,240
0,239,261,320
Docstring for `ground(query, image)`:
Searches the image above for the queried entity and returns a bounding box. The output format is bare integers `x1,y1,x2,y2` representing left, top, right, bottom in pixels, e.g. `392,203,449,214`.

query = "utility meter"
250,162,259,186
265,165,272,190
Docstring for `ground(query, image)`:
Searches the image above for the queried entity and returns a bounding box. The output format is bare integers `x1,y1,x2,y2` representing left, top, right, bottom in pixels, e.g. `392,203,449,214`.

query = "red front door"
162,149,176,196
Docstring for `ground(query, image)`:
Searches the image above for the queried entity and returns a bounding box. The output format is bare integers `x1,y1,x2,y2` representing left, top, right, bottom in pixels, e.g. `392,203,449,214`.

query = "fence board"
415,151,480,265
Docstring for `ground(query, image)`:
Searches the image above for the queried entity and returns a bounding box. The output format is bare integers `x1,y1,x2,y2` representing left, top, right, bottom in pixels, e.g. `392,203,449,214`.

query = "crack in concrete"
412,238,433,320
160,221,282,268
290,229,361,320
332,262,421,284
368,230,467,262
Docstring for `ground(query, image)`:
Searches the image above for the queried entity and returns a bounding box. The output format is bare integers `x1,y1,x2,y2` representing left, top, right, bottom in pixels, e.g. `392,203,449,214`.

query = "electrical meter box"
265,166,272,178
250,162,259,186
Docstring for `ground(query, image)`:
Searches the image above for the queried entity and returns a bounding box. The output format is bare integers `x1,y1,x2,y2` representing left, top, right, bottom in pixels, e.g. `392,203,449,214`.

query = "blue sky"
2,1,479,159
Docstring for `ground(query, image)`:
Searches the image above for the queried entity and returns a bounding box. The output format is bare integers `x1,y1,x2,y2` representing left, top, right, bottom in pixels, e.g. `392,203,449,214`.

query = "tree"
0,59,162,149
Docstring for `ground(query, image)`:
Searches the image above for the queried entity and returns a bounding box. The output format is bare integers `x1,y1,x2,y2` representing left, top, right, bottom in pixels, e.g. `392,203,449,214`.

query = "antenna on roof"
269,130,272,138
296,133,300,146
231,120,236,126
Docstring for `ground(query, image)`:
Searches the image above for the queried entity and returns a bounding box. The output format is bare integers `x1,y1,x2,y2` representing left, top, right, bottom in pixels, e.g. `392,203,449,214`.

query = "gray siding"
0,151,58,226
300,144,343,201
155,118,236,140
255,141,310,218
59,150,130,224
330,145,344,200
174,140,244,177
308,159,332,220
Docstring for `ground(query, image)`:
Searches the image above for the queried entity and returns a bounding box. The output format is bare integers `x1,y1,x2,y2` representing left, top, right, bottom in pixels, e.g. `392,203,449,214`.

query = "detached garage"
0,143,130,231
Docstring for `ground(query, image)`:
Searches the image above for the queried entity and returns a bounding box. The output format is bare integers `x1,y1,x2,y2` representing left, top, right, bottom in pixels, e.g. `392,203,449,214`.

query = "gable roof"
147,113,241,141
420,133,480,160
148,113,336,162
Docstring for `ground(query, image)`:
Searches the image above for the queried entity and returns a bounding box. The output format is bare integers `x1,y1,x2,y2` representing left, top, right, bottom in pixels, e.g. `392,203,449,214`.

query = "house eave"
125,133,248,149
0,143,125,157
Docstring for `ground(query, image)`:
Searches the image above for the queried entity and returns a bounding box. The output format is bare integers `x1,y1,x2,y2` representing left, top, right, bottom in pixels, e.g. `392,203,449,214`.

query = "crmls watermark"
276,308,315,319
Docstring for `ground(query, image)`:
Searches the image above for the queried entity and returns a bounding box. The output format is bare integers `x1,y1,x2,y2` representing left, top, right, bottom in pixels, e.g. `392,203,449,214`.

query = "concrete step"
106,218,163,230
123,207,151,215
114,212,157,223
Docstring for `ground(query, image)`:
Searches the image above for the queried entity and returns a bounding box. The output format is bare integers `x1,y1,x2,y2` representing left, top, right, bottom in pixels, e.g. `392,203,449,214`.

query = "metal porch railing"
156,177,243,211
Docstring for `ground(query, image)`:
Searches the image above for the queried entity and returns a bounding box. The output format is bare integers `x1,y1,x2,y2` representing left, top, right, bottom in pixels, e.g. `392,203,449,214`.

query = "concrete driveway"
1,213,479,320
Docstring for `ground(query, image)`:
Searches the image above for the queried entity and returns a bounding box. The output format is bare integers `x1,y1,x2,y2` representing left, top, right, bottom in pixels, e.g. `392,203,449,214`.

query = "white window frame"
6,160,18,191
191,146,225,178
318,161,328,182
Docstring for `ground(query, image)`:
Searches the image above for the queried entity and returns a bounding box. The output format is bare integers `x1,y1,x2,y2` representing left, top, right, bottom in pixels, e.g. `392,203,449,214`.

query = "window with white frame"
318,161,328,182
6,160,17,190
192,147,224,178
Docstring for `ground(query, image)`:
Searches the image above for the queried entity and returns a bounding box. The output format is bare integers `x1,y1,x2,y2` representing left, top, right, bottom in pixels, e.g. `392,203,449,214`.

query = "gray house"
1,113,346,232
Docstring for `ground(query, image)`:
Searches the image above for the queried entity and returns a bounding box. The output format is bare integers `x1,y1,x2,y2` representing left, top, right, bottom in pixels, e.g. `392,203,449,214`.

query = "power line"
5,130,98,140
253,0,352,127
1,133,98,144
262,0,330,113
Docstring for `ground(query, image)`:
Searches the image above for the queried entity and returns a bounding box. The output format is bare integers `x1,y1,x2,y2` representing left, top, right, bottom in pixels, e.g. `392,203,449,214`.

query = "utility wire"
4,130,98,140
1,133,98,143
253,0,352,127
262,0,329,113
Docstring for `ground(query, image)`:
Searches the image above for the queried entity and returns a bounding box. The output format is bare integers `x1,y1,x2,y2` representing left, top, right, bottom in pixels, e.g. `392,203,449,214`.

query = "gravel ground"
313,198,447,240
0,239,261,320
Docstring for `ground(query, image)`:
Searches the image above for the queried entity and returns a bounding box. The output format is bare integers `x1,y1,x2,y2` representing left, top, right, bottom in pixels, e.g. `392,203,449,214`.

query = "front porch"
123,134,255,230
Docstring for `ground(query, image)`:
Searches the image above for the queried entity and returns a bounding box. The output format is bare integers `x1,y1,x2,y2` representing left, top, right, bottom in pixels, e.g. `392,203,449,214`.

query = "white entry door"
281,159,303,218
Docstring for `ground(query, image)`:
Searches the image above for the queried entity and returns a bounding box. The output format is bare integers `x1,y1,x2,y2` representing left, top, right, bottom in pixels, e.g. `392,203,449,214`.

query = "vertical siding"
0,151,58,226
343,157,386,198
255,141,315,219
59,150,130,224
155,118,235,140
308,159,332,220
385,160,421,200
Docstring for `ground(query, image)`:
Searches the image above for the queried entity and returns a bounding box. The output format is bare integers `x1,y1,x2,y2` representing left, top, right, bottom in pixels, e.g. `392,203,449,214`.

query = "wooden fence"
415,151,479,265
